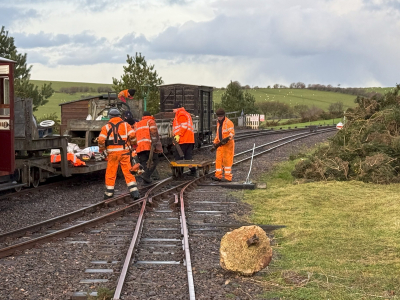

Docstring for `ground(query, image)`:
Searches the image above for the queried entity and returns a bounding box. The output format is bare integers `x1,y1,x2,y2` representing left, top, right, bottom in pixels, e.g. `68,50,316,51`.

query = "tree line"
256,101,344,124
59,86,112,94
216,82,382,99
216,81,345,124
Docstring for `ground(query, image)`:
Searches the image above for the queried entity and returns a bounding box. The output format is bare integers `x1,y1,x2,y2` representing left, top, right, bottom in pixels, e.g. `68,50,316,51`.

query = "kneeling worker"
212,108,235,182
118,89,136,103
172,102,196,175
98,108,140,200
134,111,163,183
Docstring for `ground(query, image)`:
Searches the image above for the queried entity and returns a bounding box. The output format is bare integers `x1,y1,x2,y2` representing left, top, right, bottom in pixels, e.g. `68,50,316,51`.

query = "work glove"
221,137,230,145
210,143,218,153
174,135,180,143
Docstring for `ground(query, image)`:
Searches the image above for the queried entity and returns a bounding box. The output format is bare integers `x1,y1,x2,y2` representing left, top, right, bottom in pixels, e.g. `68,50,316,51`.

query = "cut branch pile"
292,85,400,184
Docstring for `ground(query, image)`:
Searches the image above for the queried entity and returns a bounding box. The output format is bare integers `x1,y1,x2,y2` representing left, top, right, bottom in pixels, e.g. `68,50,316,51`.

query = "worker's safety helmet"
108,108,121,117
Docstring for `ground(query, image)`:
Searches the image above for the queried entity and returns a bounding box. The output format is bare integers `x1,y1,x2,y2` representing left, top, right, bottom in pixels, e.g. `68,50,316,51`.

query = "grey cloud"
115,33,150,48
165,0,189,5
25,51,51,65
56,45,126,65
12,31,107,49
363,0,400,11
75,0,118,12
13,32,70,48
0,6,39,28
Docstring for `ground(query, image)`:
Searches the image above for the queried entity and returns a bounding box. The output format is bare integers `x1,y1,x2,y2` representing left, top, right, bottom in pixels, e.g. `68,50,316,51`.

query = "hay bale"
220,225,272,275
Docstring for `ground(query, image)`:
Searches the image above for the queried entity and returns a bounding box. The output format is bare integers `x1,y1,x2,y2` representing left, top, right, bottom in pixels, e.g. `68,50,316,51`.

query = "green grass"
264,118,343,130
364,87,395,94
243,157,400,299
213,88,359,111
31,80,112,119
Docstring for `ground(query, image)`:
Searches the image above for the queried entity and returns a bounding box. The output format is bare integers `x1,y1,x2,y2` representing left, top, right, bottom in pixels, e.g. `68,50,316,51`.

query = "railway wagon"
0,57,71,192
0,57,110,193
158,83,213,146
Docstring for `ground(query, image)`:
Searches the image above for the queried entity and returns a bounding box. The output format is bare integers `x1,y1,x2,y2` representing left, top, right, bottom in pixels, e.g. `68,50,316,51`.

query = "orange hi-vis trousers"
104,151,137,198
215,140,235,181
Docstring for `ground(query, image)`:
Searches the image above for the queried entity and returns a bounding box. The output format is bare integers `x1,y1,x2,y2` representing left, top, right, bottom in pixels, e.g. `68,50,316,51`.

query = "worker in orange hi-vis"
134,111,163,184
211,108,235,182
98,108,140,200
118,89,136,103
172,102,196,175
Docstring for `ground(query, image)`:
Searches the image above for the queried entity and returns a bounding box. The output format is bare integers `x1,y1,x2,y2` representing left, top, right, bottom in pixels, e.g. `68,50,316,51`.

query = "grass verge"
244,157,400,299
262,118,343,130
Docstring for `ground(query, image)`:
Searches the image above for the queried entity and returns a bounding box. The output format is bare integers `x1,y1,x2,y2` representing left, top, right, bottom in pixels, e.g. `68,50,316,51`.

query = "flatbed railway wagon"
63,84,214,152
0,57,108,193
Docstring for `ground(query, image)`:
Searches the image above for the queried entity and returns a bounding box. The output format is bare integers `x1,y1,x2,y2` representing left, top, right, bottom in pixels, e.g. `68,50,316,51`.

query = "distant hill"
214,88,358,111
31,79,392,118
31,80,113,118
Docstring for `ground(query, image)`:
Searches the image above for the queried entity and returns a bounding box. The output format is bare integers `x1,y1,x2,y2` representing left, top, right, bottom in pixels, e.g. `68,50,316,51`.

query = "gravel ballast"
0,129,335,299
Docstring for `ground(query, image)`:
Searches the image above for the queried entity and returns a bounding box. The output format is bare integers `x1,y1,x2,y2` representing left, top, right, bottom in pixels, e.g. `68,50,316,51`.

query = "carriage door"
0,62,15,173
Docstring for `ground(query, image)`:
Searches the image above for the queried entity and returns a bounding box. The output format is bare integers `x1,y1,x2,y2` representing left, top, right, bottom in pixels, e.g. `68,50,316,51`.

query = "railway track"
0,127,327,201
0,128,335,299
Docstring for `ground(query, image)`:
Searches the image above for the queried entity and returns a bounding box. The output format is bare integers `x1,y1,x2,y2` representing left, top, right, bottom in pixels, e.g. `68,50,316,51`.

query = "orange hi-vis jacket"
214,117,235,181
134,116,160,153
213,117,235,144
173,107,195,144
51,153,86,166
98,117,136,153
118,89,133,103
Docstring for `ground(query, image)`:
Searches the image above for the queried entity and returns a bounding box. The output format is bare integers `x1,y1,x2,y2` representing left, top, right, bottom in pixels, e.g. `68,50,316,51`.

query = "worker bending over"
134,111,163,184
212,108,235,182
172,102,196,175
98,108,140,200
118,89,136,103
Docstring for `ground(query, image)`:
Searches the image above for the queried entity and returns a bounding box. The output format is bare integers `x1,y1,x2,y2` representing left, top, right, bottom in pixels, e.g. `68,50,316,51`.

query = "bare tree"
256,101,291,122
328,102,344,118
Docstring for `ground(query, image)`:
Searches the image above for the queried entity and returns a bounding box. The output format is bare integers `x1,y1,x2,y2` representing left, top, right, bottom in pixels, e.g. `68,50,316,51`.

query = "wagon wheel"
198,168,204,177
172,167,179,179
30,167,40,188
204,165,210,174
177,167,184,178
14,169,22,192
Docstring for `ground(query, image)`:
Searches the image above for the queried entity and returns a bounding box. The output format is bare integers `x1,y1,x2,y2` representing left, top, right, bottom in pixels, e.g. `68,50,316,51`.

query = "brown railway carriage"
159,84,213,144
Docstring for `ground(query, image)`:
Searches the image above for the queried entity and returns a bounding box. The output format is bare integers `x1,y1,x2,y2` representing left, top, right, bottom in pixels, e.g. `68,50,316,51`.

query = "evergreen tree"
220,81,258,114
0,26,54,111
112,53,164,115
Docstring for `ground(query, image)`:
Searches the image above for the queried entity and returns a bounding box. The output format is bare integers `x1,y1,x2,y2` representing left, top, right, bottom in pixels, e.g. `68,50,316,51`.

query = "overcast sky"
1,0,399,88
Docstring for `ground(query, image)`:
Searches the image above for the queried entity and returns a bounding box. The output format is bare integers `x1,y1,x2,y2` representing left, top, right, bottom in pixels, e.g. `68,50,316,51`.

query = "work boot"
104,194,113,200
211,176,221,181
139,174,153,184
130,190,140,200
